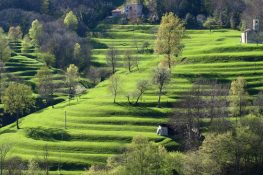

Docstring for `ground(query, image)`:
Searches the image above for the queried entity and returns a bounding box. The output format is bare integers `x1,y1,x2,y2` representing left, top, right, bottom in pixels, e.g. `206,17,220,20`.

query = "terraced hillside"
0,25,263,174
0,41,66,124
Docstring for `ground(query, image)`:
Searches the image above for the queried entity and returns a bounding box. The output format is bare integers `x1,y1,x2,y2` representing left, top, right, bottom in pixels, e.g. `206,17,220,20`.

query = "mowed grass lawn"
1,25,263,174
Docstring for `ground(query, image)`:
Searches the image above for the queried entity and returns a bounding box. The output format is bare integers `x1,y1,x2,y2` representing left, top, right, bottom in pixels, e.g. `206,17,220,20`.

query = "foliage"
21,35,33,53
203,17,217,32
8,26,23,40
29,19,43,46
2,82,35,129
155,12,185,69
36,66,55,107
0,32,11,62
229,77,249,118
84,136,174,175
66,64,79,102
64,11,78,30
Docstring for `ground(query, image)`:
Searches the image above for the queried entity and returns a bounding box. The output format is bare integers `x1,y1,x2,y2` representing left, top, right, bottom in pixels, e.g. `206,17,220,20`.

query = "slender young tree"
66,64,79,105
155,12,185,69
153,66,171,108
29,19,43,46
0,33,11,62
36,66,55,107
2,83,35,129
229,77,249,122
0,144,11,175
109,74,121,103
106,47,119,74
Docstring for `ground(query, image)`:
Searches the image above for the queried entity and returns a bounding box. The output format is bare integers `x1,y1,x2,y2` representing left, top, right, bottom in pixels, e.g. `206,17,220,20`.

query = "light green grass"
1,25,263,174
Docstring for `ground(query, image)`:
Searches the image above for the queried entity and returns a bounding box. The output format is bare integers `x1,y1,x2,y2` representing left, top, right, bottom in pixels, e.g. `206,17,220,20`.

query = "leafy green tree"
84,136,174,175
203,17,217,32
73,43,81,59
41,0,50,14
153,66,171,108
8,26,23,40
229,77,249,121
155,12,185,69
0,33,11,62
29,19,43,46
21,35,33,53
66,64,79,104
64,11,78,30
2,83,35,129
37,52,56,67
36,66,55,107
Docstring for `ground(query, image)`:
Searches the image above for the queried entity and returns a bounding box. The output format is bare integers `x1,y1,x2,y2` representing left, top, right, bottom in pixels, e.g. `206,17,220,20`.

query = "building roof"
112,9,122,13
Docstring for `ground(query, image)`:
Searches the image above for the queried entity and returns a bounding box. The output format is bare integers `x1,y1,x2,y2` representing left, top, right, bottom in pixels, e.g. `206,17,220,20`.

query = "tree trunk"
16,113,20,129
168,54,171,69
157,87,162,108
114,94,116,103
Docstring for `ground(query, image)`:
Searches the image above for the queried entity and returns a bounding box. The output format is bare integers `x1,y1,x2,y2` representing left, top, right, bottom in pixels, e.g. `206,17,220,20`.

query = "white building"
241,19,261,44
112,9,122,17
124,3,143,20
156,124,169,136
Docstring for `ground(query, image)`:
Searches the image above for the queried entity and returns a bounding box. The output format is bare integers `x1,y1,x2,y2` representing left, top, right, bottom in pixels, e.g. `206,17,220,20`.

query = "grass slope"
0,41,66,122
0,25,263,174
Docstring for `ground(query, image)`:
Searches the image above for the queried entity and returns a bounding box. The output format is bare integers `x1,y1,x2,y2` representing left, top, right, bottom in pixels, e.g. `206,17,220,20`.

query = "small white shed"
156,124,169,136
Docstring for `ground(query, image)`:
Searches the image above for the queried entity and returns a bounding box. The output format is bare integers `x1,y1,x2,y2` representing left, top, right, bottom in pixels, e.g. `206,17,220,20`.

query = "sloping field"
0,41,66,122
0,25,263,174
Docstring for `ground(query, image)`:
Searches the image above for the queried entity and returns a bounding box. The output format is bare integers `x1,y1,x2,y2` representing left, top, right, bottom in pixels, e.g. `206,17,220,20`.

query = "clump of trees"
84,136,176,175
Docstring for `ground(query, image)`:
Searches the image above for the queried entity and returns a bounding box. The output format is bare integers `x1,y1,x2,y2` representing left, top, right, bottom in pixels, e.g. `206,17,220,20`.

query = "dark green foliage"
26,127,71,141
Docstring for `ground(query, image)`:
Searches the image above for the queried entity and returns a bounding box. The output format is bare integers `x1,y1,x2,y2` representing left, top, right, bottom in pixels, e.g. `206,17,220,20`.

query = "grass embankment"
0,41,66,122
0,26,263,174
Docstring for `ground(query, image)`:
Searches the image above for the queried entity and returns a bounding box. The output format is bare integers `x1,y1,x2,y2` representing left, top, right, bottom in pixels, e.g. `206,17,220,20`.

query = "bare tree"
43,145,49,175
106,47,119,74
123,51,135,72
109,75,122,103
153,66,171,108
6,157,25,175
253,91,263,115
0,144,11,175
127,80,149,105
87,66,101,85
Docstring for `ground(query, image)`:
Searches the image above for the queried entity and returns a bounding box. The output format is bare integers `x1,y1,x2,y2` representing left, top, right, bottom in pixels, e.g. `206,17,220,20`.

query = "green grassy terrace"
0,25,263,174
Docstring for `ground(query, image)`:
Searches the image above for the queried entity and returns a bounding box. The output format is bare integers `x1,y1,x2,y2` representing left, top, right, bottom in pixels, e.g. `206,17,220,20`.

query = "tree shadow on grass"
25,127,71,141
